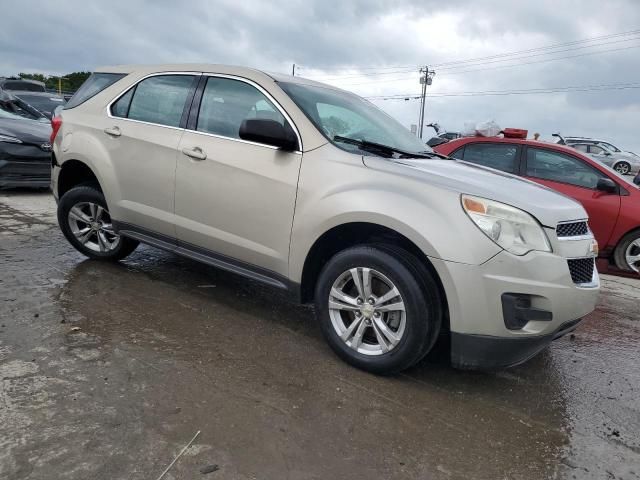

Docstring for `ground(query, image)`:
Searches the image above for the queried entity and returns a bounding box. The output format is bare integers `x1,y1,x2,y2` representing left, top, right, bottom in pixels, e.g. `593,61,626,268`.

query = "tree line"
10,72,91,93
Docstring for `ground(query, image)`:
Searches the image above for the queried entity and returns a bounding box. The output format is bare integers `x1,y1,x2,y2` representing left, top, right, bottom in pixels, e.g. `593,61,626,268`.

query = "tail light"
50,116,62,143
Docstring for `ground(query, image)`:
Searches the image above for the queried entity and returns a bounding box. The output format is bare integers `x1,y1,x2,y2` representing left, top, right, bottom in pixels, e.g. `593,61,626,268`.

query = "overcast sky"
1,0,639,151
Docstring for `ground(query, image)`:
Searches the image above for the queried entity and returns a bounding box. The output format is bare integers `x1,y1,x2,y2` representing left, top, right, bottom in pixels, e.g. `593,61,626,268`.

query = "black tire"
314,245,443,374
614,162,631,175
613,229,640,273
57,185,139,261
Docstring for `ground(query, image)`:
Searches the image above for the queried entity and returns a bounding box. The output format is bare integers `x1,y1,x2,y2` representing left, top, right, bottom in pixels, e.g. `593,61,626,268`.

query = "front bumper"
451,318,582,369
430,248,600,369
0,144,51,188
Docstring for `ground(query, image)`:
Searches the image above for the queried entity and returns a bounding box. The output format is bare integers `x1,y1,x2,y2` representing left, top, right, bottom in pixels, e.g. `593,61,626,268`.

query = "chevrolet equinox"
51,65,600,374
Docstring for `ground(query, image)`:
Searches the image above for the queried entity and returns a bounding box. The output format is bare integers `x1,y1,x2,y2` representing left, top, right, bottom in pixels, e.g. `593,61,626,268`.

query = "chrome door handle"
182,147,207,161
103,126,121,137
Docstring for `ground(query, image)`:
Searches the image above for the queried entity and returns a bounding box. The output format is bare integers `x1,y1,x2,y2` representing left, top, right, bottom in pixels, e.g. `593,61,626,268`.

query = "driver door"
523,146,621,247
174,76,302,277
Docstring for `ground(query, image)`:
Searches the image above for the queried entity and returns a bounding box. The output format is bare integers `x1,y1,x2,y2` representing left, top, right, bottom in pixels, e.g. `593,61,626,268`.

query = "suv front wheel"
57,185,139,261
315,245,443,374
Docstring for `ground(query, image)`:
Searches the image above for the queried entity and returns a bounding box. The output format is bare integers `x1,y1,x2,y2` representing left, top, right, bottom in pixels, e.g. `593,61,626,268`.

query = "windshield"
278,81,432,156
598,142,620,152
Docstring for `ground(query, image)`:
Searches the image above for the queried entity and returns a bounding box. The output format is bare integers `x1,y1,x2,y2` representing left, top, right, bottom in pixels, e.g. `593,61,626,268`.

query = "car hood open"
364,156,588,228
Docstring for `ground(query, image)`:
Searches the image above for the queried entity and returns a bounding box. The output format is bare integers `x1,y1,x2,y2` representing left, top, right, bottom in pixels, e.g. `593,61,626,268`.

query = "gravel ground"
1,190,639,480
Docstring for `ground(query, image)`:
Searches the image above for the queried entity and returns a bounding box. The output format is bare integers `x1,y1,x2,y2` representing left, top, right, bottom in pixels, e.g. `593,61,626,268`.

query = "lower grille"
567,258,595,284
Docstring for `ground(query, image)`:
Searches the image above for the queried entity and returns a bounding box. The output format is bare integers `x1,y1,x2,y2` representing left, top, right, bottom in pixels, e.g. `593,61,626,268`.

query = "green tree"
17,71,91,93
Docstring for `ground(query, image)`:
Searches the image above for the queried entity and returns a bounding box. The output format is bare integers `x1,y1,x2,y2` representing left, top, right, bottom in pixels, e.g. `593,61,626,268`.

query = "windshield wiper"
333,135,444,159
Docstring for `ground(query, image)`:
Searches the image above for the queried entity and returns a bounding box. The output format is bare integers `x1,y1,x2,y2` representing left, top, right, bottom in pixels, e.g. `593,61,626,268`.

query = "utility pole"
292,64,296,76
417,66,435,140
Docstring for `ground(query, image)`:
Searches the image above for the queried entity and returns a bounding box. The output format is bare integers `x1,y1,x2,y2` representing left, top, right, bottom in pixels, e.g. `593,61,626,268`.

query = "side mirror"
239,119,298,151
596,177,618,193
603,151,611,156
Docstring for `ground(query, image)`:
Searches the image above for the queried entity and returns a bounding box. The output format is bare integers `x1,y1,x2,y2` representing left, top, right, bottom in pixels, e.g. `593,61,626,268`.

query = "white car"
570,142,640,176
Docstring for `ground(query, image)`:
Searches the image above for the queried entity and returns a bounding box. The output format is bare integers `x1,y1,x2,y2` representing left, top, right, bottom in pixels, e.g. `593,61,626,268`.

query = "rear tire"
614,162,631,175
57,185,138,261
613,230,640,273
314,245,443,374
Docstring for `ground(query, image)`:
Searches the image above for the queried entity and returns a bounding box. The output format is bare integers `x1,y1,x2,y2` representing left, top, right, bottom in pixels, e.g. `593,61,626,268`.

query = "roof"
94,63,347,91
436,135,594,157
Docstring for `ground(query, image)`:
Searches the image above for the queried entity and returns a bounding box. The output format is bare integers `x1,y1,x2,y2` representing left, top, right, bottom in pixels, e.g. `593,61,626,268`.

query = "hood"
0,117,51,145
363,157,587,228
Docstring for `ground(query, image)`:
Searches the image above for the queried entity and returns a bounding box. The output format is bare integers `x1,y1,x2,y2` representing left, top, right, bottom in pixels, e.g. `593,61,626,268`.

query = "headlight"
461,194,551,255
0,134,22,144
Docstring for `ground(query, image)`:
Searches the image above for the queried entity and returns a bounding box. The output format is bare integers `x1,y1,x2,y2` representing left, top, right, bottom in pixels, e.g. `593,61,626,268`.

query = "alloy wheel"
625,239,640,273
328,267,406,356
67,202,121,253
615,163,630,175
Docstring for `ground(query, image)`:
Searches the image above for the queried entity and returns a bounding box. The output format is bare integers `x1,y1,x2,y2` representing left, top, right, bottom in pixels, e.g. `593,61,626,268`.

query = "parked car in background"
569,142,640,176
12,91,67,119
0,77,46,92
50,64,599,373
0,90,48,121
435,132,640,273
0,109,52,188
557,135,640,169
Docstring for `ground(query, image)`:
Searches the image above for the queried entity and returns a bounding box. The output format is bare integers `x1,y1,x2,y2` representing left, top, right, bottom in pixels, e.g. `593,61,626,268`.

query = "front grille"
567,258,595,284
557,221,589,238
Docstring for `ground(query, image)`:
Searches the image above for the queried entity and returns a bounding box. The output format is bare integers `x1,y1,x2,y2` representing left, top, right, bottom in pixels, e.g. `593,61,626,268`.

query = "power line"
297,28,640,77
365,82,640,100
436,35,640,71
432,28,640,68
437,44,640,76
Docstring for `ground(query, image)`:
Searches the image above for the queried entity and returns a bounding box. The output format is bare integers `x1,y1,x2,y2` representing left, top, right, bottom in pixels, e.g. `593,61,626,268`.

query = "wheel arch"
57,159,103,197
298,221,450,330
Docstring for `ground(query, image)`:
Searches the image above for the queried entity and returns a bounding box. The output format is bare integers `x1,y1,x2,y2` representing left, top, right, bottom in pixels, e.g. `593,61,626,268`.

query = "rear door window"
460,143,519,173
112,75,196,128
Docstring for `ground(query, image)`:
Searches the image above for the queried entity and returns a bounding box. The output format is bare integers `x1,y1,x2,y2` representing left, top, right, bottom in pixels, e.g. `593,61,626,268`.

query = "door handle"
103,126,121,137
182,147,207,161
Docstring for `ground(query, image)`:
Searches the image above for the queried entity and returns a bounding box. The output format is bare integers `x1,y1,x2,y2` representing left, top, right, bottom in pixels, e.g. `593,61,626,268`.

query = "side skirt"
113,221,301,299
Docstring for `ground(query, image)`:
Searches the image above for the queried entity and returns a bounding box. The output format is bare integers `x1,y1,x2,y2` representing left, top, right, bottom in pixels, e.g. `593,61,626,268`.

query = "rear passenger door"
454,142,521,174
174,75,302,278
106,73,199,238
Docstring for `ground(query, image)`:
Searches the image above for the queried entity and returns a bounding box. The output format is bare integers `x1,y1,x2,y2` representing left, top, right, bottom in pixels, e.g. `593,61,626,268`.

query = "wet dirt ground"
1,190,639,480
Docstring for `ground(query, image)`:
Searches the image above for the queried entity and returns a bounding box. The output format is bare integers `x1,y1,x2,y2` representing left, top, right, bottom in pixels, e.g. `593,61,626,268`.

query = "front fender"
289,146,501,283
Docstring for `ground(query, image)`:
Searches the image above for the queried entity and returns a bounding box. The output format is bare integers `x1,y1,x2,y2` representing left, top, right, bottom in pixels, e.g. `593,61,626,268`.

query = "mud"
1,190,639,479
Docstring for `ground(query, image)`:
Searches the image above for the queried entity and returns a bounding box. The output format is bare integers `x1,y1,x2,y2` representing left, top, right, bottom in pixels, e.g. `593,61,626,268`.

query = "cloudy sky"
2,0,639,151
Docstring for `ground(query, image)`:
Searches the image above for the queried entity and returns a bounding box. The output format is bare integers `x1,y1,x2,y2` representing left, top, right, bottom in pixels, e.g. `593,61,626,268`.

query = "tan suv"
51,64,600,374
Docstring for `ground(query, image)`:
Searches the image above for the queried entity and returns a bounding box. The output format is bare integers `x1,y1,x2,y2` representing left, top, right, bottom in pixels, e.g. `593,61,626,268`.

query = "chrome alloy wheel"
328,267,406,356
625,238,640,273
67,202,121,253
615,162,631,175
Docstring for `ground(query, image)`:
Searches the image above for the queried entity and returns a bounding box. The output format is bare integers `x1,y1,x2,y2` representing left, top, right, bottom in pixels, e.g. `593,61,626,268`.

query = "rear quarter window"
65,73,126,109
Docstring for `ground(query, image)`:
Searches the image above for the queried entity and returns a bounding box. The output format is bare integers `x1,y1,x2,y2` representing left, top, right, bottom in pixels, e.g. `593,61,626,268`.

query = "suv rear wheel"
614,161,631,175
314,245,442,374
57,185,139,261
614,230,640,273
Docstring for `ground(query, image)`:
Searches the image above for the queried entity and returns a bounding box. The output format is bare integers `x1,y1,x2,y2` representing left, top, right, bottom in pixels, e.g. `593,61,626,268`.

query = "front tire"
314,245,443,374
57,185,139,261
613,230,640,273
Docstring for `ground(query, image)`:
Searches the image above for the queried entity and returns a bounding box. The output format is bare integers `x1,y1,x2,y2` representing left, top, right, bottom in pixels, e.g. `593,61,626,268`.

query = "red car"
434,132,640,273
